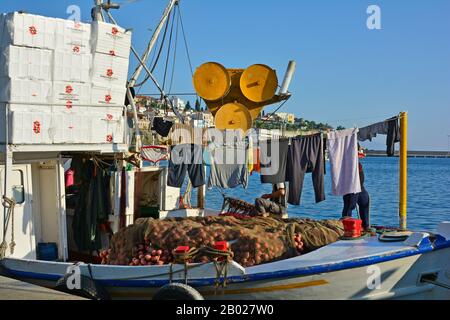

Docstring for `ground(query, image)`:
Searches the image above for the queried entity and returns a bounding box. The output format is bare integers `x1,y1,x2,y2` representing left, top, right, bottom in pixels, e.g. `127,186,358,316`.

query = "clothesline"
324,113,404,130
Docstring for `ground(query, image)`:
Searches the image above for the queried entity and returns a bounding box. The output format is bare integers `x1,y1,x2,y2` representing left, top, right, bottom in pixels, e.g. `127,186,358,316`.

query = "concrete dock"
0,275,85,300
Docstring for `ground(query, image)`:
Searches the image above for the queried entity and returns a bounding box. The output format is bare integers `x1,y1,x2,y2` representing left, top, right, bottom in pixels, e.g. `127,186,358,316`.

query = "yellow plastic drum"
193,62,231,101
215,102,253,133
240,64,278,103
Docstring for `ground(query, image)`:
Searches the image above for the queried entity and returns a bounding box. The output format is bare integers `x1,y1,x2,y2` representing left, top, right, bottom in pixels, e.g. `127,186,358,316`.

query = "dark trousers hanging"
168,144,205,188
287,134,325,205
260,138,290,184
342,188,370,228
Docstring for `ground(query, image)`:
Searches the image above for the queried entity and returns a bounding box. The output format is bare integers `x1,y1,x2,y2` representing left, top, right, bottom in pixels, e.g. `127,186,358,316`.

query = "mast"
399,111,408,230
128,0,179,87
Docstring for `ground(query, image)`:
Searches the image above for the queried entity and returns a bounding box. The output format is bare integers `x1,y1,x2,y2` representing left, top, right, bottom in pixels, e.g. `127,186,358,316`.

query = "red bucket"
342,218,362,238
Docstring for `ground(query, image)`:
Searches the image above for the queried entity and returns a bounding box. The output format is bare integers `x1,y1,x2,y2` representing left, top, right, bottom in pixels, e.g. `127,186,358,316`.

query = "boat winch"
192,61,295,133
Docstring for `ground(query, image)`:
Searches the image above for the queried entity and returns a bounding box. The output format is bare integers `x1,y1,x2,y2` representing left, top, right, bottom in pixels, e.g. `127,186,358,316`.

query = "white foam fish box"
54,18,91,54
90,21,131,58
0,103,125,145
51,81,91,106
53,51,92,83
91,85,126,106
91,52,129,89
0,12,56,49
0,78,52,104
0,45,52,81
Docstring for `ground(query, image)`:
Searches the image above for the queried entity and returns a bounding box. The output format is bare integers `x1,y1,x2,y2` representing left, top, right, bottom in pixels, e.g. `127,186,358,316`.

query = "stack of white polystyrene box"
90,21,131,106
52,18,92,107
0,12,129,145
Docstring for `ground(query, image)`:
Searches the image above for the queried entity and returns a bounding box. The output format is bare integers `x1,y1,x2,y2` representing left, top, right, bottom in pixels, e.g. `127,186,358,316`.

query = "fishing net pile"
106,216,344,268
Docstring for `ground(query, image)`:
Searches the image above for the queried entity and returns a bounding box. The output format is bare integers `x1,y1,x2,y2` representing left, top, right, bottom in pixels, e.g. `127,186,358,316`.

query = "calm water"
161,157,450,232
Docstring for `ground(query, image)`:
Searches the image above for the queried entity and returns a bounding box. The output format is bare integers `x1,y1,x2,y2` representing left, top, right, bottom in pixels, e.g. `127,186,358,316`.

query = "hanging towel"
247,136,254,174
286,133,325,205
260,138,290,184
251,147,261,175
327,128,362,196
141,145,169,163
208,144,248,189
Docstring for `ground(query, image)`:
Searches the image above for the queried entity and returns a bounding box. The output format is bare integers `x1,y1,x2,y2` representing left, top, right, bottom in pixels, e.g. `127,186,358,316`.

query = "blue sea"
181,157,450,232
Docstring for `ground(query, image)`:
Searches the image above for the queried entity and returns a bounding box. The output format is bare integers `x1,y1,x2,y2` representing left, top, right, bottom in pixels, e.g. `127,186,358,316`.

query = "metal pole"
399,111,408,230
279,60,296,95
2,107,13,249
128,0,179,87
93,0,105,21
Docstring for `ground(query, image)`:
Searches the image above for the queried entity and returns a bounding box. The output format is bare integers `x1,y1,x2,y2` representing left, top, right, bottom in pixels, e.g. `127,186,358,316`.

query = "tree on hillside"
195,99,201,112
184,101,192,111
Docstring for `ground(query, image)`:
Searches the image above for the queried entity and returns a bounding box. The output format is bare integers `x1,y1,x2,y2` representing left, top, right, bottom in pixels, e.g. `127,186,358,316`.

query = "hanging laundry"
72,159,111,252
327,128,362,196
386,117,400,157
286,134,325,205
358,116,400,157
168,144,205,188
260,138,290,184
141,145,169,164
152,117,174,137
169,123,206,146
247,136,254,174
208,144,249,189
251,147,261,175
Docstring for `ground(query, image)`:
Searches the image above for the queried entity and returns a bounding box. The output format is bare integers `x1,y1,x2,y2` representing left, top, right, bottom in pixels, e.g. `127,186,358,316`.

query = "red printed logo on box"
105,95,112,103
106,69,114,77
74,22,81,29
72,46,80,53
29,26,37,35
106,113,113,120
33,121,41,134
65,85,73,94
66,101,73,109
111,27,119,35
106,134,113,142
109,50,116,56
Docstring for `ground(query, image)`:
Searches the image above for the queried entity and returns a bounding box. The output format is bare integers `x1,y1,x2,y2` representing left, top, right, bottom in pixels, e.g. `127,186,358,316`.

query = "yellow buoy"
240,64,278,103
214,102,253,133
193,62,231,101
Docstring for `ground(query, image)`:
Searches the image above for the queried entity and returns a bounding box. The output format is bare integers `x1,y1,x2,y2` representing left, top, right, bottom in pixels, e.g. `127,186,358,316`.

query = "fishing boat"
1,1,450,300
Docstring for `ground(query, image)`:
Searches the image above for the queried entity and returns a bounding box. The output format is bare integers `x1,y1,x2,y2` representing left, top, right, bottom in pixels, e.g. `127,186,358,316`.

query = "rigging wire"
134,10,172,88
178,3,194,77
161,6,177,95
168,6,180,96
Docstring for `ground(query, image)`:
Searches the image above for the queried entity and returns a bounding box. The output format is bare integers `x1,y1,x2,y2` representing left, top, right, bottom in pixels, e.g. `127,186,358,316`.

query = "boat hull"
2,244,450,300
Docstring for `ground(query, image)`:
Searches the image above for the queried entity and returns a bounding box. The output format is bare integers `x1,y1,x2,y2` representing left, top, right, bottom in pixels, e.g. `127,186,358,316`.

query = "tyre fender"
55,273,110,300
153,283,204,300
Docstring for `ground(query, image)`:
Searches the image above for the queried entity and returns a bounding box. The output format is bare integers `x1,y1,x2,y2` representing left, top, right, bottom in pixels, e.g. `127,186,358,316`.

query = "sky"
1,0,449,151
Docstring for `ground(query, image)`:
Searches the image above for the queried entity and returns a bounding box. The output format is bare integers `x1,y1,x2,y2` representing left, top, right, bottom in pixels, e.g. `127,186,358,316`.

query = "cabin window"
11,170,25,204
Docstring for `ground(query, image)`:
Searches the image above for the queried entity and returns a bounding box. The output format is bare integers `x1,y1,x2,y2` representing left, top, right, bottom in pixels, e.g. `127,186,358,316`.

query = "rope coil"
1,196,16,260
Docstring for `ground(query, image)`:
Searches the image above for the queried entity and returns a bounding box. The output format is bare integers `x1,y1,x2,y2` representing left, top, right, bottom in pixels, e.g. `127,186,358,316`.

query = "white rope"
1,196,16,259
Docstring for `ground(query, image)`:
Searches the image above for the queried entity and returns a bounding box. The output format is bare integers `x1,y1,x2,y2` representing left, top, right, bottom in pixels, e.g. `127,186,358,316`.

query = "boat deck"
247,236,426,276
